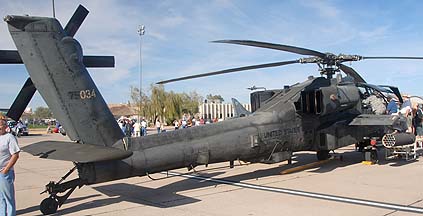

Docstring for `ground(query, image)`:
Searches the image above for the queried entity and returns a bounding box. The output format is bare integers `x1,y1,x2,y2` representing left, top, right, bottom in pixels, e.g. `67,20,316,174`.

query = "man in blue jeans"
0,119,20,216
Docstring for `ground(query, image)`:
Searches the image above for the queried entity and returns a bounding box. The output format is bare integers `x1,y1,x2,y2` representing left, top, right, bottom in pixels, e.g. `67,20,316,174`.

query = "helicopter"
1,5,420,215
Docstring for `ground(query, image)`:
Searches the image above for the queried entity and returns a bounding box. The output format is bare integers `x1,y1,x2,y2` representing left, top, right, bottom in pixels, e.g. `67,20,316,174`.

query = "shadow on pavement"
22,148,419,215
17,194,101,215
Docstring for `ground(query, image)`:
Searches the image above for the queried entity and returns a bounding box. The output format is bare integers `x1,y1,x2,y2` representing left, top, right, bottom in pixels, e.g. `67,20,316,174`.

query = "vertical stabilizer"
231,98,251,117
5,15,123,146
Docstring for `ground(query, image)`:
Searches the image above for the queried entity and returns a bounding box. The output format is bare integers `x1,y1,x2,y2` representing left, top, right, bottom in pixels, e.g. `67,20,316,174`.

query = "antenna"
137,25,146,122
52,0,56,18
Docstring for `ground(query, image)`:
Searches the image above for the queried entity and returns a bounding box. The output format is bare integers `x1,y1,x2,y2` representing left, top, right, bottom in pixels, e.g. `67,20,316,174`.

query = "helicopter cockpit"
357,83,402,115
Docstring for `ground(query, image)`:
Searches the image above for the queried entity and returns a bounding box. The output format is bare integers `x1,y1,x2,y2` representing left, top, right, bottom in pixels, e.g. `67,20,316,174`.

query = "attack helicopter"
1,5,421,215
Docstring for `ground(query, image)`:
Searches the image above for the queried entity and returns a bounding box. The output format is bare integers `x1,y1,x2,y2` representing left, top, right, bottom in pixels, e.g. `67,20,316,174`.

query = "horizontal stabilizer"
22,141,132,163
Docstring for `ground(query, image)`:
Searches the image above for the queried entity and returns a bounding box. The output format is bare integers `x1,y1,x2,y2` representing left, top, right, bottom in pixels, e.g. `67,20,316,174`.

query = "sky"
1,0,423,109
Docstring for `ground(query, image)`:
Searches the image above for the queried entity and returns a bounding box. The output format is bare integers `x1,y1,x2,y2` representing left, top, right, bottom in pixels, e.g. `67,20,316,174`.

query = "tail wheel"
40,197,58,215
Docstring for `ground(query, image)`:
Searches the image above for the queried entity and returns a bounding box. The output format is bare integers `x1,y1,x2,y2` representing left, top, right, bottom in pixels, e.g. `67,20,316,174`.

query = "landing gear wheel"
364,149,378,163
40,197,58,215
370,150,378,163
317,150,330,160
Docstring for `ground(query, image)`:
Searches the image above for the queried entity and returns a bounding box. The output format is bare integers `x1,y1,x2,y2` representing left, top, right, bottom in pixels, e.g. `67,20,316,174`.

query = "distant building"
108,103,137,119
198,101,251,120
24,107,32,114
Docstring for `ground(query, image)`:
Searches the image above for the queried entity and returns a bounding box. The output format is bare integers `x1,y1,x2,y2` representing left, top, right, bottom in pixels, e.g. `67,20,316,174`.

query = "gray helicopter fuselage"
78,78,387,185
3,7,413,215
79,99,299,184
5,14,395,186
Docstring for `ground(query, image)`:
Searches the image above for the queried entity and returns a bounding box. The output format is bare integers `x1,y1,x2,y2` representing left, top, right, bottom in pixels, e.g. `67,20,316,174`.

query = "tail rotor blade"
0,50,22,64
7,78,36,121
83,56,115,67
0,51,113,68
64,4,89,37
157,60,299,84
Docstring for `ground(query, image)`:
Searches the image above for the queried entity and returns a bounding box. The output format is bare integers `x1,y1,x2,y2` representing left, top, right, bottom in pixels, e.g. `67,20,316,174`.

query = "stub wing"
349,114,396,126
22,141,132,163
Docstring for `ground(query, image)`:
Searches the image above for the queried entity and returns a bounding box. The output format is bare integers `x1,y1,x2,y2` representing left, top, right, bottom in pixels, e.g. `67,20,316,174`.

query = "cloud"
358,25,391,41
299,0,340,18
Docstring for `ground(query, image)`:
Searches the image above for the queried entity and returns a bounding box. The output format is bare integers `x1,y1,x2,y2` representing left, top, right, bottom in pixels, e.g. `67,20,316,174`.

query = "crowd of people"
172,116,223,130
116,114,225,137
363,93,423,137
118,118,148,137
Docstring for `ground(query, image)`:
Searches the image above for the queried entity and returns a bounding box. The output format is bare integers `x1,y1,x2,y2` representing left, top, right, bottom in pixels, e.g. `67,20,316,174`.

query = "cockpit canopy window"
357,83,402,103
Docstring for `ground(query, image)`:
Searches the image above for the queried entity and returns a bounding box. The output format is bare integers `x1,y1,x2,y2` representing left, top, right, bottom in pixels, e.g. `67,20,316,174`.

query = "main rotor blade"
64,4,89,37
7,77,36,121
157,60,299,84
213,40,326,58
339,64,366,83
0,50,22,64
362,56,423,60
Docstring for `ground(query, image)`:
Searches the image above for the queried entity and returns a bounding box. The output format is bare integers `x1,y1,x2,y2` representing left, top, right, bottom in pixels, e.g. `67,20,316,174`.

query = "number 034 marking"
80,89,96,99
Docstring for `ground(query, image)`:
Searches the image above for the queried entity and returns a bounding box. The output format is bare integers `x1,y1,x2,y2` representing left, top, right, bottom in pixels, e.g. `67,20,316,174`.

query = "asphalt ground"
14,130,423,216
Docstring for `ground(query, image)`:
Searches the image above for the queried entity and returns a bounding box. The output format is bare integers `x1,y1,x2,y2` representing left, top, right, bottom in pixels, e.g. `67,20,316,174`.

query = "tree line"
130,84,202,125
19,85,222,126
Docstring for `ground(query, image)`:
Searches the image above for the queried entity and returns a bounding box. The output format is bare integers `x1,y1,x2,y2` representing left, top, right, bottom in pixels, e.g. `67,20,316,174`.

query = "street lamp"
137,25,145,122
52,0,56,18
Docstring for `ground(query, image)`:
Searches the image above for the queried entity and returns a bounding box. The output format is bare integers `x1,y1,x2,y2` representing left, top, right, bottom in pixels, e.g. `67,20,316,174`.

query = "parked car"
7,120,29,136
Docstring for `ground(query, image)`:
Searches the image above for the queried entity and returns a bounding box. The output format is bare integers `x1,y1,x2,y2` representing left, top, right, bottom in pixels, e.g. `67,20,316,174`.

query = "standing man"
415,104,423,138
386,96,398,115
0,119,20,216
133,120,141,137
400,95,413,132
155,119,161,134
173,119,179,130
141,118,147,136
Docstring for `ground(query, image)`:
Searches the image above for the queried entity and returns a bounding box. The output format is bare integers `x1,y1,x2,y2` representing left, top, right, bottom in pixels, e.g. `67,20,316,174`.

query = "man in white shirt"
141,119,147,136
400,96,413,132
0,119,20,216
133,121,141,137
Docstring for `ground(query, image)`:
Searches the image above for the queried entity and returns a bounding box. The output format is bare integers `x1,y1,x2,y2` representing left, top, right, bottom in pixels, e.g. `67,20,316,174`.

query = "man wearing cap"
386,96,398,115
415,104,423,138
0,119,20,216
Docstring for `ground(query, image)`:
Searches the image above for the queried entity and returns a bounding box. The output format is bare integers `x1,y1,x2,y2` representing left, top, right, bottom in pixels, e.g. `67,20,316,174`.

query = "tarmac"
14,129,423,216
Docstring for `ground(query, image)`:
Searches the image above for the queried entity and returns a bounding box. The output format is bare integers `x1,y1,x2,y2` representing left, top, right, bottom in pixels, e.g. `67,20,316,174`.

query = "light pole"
137,25,145,122
52,0,56,18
